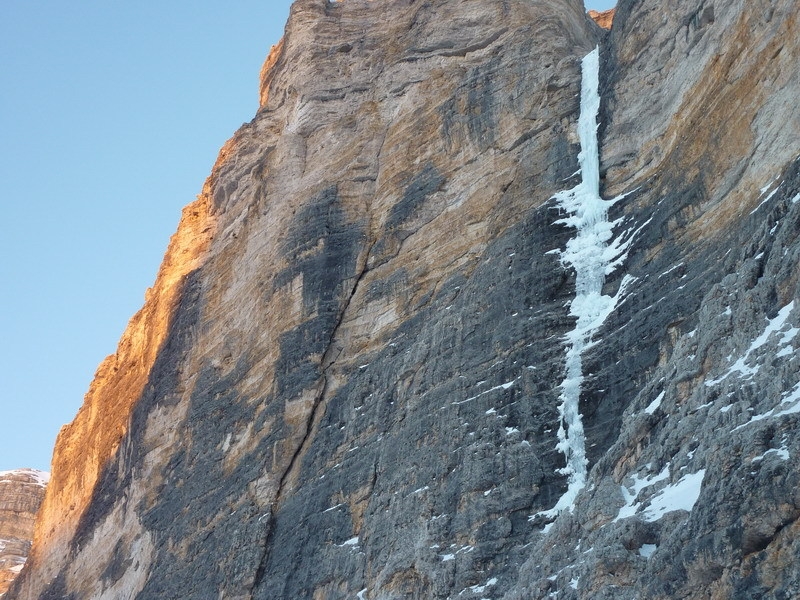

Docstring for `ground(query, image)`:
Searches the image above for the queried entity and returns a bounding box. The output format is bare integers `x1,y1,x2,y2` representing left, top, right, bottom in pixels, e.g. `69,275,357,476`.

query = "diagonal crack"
250,238,376,596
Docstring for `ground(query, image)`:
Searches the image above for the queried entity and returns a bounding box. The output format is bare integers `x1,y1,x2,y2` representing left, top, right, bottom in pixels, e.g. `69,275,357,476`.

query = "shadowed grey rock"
6,0,800,598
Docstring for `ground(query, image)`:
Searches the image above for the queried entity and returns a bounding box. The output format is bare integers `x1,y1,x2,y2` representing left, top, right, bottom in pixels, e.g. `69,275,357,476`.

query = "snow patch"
644,391,665,414
641,470,705,522
639,544,657,558
453,379,517,406
467,577,498,595
706,302,796,386
0,469,50,487
734,381,800,430
750,186,779,214
659,263,684,278
751,446,790,463
614,464,671,522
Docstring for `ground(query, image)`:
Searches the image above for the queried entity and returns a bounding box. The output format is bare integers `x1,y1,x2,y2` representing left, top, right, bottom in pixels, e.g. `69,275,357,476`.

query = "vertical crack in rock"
251,240,375,596
537,47,642,520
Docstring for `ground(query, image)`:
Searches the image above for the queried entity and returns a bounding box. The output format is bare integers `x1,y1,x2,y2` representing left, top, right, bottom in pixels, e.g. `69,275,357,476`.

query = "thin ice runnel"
537,47,639,519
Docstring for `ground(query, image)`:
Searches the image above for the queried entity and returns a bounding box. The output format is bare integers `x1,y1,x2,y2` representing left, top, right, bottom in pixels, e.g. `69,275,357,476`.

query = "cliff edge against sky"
8,0,800,598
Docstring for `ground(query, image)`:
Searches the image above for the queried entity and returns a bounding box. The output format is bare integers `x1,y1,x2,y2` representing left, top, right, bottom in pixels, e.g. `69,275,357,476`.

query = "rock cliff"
587,9,614,30
7,0,800,599
0,470,47,596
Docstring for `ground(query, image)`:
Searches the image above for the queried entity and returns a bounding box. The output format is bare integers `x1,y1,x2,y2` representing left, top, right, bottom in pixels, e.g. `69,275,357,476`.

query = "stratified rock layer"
510,0,800,597
0,470,47,596
8,0,800,598
587,8,615,30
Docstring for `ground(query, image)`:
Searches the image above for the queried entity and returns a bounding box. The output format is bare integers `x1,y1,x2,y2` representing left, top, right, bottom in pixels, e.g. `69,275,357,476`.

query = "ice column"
541,47,635,517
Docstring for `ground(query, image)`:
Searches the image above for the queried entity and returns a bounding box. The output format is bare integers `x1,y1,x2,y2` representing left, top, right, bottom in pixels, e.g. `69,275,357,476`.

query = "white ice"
540,47,644,519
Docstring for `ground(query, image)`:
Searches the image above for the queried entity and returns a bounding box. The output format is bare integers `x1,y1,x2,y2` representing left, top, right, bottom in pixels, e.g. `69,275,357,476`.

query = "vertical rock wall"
8,0,800,598
510,0,800,597
11,187,216,599
10,0,601,598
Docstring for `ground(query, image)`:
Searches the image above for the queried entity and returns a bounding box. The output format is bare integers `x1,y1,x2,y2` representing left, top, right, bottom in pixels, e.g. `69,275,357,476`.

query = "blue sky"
1,0,615,472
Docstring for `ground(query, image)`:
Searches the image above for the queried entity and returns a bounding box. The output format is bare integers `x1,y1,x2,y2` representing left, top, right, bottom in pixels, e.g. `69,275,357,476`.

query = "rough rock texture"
14,179,214,600
588,9,615,30
510,0,800,597
0,470,47,596
8,0,800,598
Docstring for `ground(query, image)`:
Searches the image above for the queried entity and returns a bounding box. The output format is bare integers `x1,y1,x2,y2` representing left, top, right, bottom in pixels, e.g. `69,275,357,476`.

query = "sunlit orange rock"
588,8,615,29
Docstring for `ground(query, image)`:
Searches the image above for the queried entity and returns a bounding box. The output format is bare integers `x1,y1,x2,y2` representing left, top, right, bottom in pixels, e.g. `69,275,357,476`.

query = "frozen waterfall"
538,47,639,519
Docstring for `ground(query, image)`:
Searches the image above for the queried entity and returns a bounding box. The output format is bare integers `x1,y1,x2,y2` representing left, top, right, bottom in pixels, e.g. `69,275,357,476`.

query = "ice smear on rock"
536,47,645,520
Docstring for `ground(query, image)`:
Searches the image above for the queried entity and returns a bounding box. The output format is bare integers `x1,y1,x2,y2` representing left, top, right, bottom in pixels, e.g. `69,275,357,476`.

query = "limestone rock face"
509,0,800,597
7,0,800,599
588,8,615,30
0,470,47,596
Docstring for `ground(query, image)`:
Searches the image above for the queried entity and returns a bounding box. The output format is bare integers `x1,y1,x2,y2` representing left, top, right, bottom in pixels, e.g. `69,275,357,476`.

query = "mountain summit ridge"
8,0,800,598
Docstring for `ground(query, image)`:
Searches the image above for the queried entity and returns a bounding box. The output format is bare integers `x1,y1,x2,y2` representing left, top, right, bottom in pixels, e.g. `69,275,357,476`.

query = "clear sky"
1,0,615,472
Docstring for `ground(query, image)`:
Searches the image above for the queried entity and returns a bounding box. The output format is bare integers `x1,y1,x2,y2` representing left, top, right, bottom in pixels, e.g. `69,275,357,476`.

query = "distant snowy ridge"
537,47,644,519
0,469,50,487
